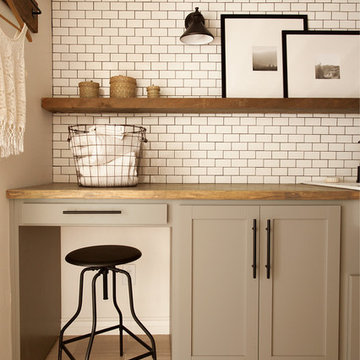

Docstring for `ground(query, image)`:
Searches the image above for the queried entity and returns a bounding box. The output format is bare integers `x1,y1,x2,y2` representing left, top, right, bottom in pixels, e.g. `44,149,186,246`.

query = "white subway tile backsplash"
51,0,360,184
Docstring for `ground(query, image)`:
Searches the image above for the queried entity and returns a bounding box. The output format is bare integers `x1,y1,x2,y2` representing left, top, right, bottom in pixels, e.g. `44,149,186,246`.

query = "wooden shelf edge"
41,97,360,114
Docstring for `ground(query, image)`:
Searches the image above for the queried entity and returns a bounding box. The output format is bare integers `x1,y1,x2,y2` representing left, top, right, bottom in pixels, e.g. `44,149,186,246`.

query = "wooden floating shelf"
41,97,360,114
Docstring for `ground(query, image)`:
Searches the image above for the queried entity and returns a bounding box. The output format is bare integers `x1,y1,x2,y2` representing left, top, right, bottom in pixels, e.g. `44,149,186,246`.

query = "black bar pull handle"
252,219,257,279
265,219,271,279
63,210,122,214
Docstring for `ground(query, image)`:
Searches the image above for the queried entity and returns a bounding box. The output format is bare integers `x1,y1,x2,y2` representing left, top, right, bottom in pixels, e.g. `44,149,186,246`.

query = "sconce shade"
180,7,214,45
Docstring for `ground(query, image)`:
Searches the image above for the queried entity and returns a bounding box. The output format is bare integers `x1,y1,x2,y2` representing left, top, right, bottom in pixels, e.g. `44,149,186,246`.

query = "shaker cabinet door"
259,206,340,360
176,205,259,360
191,206,259,360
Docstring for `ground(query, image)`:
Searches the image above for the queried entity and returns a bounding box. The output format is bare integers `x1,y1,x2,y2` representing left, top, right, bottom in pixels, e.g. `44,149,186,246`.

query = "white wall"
0,1,52,358
51,0,360,184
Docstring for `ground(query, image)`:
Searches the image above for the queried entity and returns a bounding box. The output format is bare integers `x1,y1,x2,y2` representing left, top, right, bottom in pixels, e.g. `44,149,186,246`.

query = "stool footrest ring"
61,324,153,359
63,324,121,345
122,325,153,352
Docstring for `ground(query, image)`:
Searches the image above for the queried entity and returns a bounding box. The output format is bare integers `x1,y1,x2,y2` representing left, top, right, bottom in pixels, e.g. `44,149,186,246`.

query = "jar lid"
78,81,99,88
147,85,160,91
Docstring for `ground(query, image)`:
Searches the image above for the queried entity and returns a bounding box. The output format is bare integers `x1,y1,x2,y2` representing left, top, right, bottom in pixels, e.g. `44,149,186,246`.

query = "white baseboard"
61,316,170,335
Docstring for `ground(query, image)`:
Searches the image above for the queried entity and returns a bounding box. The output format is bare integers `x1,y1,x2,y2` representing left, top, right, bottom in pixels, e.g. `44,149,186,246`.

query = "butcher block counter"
6,182,359,200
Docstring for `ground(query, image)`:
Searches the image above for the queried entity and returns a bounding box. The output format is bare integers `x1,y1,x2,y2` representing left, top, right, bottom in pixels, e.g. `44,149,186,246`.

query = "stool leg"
115,268,157,360
85,269,103,360
102,268,109,300
111,269,124,356
58,267,91,360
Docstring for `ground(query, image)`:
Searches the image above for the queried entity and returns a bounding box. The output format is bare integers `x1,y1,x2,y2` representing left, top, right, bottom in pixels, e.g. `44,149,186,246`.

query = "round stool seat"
65,245,142,267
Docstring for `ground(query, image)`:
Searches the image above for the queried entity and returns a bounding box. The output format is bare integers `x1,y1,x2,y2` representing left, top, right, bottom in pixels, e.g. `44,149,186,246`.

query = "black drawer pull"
63,210,122,215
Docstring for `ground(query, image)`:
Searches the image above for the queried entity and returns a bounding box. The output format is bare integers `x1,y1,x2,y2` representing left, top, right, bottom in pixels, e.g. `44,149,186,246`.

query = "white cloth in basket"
70,125,140,166
78,152,138,187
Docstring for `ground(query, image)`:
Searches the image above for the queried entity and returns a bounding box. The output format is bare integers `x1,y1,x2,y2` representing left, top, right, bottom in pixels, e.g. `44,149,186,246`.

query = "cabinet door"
179,206,259,360
259,206,340,360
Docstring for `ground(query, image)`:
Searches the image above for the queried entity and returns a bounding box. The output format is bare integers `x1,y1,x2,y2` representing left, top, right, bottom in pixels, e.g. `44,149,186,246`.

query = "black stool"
58,245,157,360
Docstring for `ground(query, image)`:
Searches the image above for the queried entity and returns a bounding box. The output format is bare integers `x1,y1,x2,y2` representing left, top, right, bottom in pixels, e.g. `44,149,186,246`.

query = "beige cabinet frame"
174,205,340,360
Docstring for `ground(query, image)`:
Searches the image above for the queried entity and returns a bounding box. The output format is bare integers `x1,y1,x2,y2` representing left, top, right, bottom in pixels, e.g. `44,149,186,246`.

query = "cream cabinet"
173,205,340,360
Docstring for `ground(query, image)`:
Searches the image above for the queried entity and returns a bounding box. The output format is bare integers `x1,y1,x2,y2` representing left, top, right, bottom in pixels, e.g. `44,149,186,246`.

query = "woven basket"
146,85,160,98
79,81,99,98
110,75,136,98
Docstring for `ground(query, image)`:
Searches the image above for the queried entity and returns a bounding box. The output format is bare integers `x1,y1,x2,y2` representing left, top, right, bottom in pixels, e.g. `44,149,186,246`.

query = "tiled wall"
52,0,360,184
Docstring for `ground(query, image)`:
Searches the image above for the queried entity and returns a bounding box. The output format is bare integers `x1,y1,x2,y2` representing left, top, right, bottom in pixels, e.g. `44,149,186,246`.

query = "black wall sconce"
180,7,214,45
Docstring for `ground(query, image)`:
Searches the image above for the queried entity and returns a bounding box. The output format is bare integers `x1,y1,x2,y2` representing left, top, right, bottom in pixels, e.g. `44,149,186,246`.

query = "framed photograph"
221,14,308,98
282,30,360,98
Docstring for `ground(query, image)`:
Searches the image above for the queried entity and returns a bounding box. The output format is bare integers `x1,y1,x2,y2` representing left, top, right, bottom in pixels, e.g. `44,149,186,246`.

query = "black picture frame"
221,14,308,98
282,30,360,98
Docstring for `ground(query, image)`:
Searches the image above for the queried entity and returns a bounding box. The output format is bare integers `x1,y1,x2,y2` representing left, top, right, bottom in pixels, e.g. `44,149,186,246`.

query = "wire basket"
68,124,147,187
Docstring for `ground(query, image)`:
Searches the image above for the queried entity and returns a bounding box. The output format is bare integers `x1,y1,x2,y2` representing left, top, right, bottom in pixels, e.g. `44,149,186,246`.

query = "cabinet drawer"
20,203,167,225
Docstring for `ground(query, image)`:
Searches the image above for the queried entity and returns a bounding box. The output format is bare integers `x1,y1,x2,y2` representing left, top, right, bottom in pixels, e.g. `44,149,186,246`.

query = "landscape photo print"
252,46,278,71
315,54,340,80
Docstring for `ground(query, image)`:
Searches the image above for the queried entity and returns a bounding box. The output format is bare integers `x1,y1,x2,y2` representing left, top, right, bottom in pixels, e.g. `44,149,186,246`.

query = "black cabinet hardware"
265,219,271,279
63,210,122,214
252,219,257,279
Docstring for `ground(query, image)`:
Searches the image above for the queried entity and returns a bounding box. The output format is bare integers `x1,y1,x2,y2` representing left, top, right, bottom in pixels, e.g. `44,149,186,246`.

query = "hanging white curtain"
0,24,27,158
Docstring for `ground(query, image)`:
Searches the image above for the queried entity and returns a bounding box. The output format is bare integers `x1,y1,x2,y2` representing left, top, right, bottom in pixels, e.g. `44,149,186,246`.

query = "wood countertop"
6,183,359,200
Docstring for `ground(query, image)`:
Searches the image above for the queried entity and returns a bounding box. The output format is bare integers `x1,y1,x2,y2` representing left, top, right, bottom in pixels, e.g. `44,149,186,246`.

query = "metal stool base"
58,266,157,360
